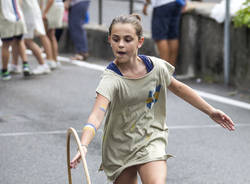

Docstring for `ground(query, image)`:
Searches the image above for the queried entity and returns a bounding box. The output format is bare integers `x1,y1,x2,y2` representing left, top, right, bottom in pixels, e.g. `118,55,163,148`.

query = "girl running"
70,14,235,184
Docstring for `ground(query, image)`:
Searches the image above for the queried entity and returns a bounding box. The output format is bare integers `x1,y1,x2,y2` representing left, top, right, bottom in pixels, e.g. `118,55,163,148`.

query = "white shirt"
151,0,175,8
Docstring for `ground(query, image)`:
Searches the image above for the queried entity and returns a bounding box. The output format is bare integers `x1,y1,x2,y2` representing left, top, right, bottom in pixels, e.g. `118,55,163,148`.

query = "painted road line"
196,90,250,110
0,124,249,137
25,51,250,110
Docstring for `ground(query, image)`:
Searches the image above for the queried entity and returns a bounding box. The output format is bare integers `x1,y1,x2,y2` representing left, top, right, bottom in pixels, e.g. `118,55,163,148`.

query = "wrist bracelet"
83,123,97,136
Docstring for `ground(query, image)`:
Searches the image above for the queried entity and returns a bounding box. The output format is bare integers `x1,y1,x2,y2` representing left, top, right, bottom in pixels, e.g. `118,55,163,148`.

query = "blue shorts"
151,2,182,41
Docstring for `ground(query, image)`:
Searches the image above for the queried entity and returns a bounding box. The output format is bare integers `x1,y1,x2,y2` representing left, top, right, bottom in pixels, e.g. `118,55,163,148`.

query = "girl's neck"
115,56,147,78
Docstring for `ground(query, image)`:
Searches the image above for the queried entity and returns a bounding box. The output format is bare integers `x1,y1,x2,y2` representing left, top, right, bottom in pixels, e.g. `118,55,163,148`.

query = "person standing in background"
0,0,31,80
40,0,64,69
64,0,90,61
143,0,186,67
10,0,52,75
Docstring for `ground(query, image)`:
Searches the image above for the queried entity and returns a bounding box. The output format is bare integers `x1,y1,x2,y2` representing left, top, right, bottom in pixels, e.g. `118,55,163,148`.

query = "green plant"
233,0,250,28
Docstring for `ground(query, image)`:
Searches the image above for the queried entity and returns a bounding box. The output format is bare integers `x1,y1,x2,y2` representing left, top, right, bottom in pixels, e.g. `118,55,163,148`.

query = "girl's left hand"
209,109,235,131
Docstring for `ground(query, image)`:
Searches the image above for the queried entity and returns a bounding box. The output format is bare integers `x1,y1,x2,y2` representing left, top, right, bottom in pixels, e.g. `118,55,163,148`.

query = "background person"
64,0,90,61
0,0,31,80
40,0,64,69
143,0,186,66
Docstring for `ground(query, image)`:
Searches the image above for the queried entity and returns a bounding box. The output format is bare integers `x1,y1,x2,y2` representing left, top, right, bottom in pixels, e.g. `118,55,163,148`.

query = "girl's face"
109,23,144,64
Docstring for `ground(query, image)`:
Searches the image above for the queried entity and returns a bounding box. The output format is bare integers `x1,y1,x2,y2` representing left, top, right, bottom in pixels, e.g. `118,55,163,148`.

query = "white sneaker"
32,64,51,75
46,60,57,70
56,61,62,68
8,64,22,74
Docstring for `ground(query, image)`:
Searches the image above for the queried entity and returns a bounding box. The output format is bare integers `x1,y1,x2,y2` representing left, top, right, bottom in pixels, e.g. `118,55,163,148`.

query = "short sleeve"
162,60,175,86
150,56,175,86
96,70,117,102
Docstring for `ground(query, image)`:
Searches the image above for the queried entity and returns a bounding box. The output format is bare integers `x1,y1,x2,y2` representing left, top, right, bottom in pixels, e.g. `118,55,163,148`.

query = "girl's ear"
108,36,112,47
138,37,144,49
108,36,111,44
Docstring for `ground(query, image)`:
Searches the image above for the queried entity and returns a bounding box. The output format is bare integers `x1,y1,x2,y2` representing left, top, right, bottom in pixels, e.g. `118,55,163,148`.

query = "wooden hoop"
66,127,91,184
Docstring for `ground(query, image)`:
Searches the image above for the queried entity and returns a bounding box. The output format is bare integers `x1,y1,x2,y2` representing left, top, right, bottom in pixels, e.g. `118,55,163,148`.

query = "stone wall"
58,3,250,91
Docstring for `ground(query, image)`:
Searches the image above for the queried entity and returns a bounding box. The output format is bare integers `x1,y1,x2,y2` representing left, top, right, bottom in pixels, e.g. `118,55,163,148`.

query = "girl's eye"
125,37,133,42
112,37,119,42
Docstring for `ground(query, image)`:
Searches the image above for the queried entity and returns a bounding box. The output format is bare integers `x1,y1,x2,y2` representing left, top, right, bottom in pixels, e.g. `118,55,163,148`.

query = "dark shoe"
23,63,31,77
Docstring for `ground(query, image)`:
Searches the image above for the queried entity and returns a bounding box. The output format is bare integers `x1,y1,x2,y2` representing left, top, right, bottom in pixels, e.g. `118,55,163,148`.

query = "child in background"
10,0,52,75
69,14,235,183
64,0,90,61
40,0,64,69
0,0,31,80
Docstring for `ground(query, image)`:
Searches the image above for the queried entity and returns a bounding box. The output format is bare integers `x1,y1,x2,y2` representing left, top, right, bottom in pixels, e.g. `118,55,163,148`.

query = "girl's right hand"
70,146,87,169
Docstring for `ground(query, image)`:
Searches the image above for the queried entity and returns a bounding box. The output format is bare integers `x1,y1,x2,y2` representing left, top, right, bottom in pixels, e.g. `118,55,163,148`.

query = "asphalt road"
0,53,250,184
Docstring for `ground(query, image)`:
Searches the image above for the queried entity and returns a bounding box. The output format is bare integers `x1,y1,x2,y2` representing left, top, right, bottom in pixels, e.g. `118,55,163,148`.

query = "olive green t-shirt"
96,56,174,182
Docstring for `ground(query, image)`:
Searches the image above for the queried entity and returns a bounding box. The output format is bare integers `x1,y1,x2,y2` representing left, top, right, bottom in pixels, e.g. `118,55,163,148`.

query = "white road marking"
57,55,250,111
25,50,250,110
195,90,250,110
0,123,249,137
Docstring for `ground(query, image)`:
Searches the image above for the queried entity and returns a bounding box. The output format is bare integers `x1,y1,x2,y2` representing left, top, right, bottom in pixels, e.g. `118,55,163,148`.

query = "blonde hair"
108,14,143,39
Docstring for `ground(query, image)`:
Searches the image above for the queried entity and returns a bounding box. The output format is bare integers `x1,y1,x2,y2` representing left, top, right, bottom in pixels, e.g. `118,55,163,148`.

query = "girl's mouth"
117,51,126,55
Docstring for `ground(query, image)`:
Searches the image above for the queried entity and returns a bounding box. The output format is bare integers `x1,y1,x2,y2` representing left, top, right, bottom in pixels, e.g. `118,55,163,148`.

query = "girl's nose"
118,40,125,47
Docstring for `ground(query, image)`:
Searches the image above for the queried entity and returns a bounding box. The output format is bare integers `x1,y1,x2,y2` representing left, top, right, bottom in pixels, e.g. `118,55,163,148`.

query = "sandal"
70,53,89,61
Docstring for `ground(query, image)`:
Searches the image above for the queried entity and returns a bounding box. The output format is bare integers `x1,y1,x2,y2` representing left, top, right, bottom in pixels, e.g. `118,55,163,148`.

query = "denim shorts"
151,2,182,41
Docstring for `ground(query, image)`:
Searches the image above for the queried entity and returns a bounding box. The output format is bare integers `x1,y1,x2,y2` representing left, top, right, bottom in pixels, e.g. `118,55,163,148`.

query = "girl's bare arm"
168,77,235,131
70,93,110,168
42,0,54,19
80,93,109,146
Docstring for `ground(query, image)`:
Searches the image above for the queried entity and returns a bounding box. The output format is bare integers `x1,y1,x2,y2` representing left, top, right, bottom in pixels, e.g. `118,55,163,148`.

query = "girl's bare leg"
40,35,53,60
155,39,179,66
11,41,19,65
168,39,179,66
114,166,138,184
47,29,58,61
138,160,167,184
15,39,28,62
156,40,170,64
1,40,12,69
25,39,44,65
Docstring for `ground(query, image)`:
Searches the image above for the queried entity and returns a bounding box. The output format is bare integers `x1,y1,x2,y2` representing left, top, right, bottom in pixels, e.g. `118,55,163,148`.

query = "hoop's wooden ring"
67,127,91,184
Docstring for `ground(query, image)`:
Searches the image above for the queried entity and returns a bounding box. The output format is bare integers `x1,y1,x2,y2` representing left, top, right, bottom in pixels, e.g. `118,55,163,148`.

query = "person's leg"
39,35,53,61
47,29,58,62
114,166,138,184
24,38,51,75
16,39,28,62
68,1,89,58
11,42,19,65
9,41,22,74
165,2,182,66
25,39,44,65
138,160,167,184
15,38,31,76
156,38,179,66
155,39,171,64
1,39,13,80
1,40,12,70
168,39,179,66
